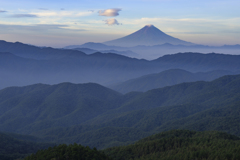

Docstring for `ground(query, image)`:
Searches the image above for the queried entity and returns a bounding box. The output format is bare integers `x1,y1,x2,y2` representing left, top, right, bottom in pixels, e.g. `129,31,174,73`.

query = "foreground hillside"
0,132,54,160
104,130,240,160
2,130,240,160
25,144,111,160
0,74,240,149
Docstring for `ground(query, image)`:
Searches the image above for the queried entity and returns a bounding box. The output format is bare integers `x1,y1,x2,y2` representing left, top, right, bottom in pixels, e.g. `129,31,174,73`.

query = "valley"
0,24,240,160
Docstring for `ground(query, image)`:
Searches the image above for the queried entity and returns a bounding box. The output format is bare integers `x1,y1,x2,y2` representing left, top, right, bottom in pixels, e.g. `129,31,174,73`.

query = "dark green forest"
104,130,240,160
0,132,54,160
19,130,240,160
24,143,112,160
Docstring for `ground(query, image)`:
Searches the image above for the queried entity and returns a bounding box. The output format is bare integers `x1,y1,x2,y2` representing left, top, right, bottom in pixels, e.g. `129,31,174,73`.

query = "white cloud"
98,8,121,17
104,18,121,25
0,24,87,35
31,10,93,17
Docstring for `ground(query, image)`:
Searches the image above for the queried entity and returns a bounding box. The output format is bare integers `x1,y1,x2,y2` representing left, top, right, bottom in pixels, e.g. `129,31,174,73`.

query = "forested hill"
104,130,240,160
0,74,240,149
24,143,112,160
0,132,54,160
2,130,240,160
0,82,121,134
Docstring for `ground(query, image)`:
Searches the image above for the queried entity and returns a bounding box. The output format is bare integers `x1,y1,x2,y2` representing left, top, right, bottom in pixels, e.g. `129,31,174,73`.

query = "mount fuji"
104,24,194,47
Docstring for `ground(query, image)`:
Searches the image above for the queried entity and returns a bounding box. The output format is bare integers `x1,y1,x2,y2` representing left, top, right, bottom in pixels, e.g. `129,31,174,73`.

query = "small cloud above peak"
98,8,121,17
104,18,121,25
0,10,7,13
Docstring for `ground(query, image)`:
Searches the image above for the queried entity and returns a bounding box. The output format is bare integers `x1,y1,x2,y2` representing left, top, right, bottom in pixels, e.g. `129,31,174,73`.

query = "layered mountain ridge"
110,69,236,93
1,40,240,89
0,74,240,149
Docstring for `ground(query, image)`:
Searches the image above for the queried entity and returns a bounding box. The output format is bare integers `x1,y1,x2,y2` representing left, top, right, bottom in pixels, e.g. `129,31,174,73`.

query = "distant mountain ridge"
65,42,240,50
1,40,240,91
104,25,194,47
64,41,240,60
65,42,111,50
1,43,240,89
110,69,236,93
72,47,139,57
0,40,86,60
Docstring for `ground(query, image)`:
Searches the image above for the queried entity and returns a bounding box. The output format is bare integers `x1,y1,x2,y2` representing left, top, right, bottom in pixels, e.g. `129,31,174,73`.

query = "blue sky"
0,0,240,47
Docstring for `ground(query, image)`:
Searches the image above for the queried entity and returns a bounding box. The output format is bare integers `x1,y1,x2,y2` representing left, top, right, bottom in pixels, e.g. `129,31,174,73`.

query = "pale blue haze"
0,0,239,47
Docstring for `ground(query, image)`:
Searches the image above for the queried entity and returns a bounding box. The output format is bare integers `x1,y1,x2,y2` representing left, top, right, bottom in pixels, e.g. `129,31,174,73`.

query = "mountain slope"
82,75,240,131
104,25,193,47
110,69,234,93
0,83,121,134
154,52,240,72
67,74,240,148
0,74,238,149
108,74,240,113
157,101,240,136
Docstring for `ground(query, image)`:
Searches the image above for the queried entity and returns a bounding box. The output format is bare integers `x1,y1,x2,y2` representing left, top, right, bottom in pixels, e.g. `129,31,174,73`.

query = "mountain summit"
104,25,194,47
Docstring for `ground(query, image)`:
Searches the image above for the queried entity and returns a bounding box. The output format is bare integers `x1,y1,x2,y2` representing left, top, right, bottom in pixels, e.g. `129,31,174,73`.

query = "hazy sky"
0,0,240,47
